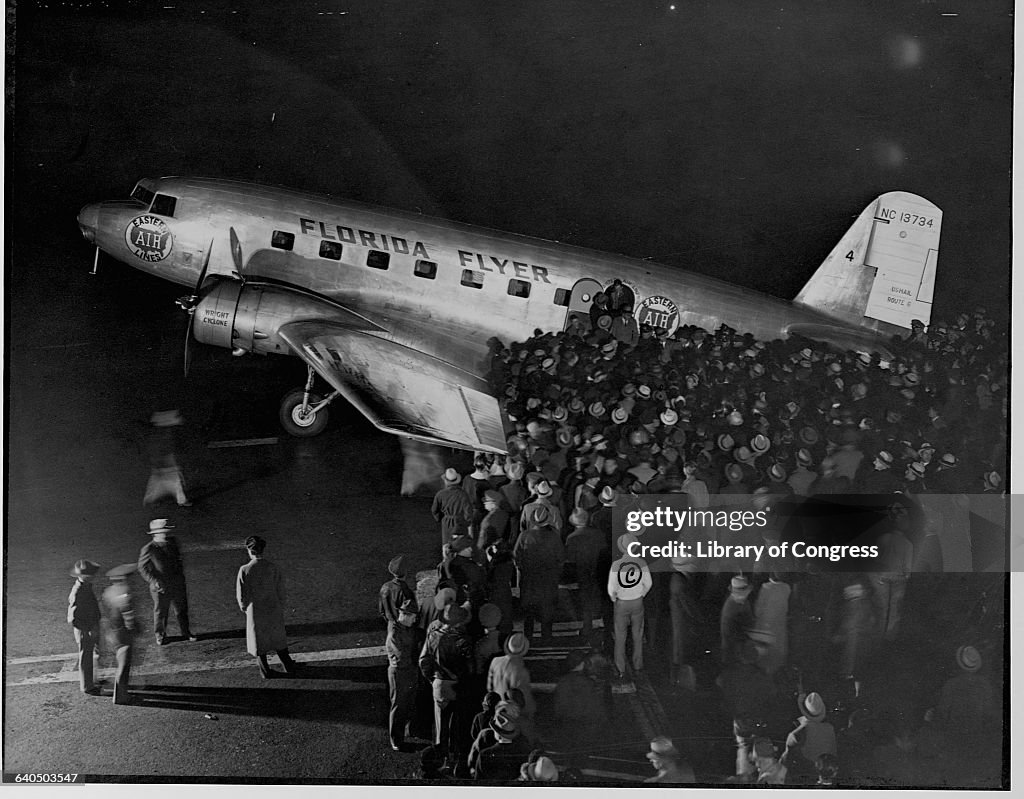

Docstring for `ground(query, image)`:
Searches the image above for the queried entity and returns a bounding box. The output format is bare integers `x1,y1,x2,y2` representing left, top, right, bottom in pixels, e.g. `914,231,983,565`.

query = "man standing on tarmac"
67,559,103,696
379,554,417,628
138,519,197,645
432,468,476,548
102,564,140,706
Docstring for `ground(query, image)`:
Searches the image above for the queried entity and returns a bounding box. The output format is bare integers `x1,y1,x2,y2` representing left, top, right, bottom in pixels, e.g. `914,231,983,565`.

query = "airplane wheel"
279,389,329,437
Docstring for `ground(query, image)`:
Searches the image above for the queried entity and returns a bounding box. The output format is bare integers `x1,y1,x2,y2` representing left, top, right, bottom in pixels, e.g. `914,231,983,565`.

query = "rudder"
793,191,941,333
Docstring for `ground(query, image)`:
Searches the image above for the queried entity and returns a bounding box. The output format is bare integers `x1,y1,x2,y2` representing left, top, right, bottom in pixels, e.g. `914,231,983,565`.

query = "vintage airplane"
77,178,941,453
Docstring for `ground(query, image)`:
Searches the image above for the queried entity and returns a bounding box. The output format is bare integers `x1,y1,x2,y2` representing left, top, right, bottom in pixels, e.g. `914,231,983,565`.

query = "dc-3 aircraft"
78,179,941,453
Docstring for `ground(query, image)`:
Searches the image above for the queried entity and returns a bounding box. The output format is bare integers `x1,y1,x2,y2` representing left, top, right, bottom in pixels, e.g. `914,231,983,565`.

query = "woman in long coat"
236,536,299,678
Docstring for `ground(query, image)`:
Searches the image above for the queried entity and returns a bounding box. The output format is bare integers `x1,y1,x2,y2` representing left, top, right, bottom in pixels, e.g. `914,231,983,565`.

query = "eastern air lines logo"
125,215,173,262
636,294,681,337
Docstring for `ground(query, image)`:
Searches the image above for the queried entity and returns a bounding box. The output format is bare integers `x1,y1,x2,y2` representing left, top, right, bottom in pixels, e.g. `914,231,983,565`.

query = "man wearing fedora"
102,564,140,705
379,554,417,629
431,468,475,549
644,736,696,783
67,559,103,695
144,408,191,508
236,536,299,678
138,519,196,645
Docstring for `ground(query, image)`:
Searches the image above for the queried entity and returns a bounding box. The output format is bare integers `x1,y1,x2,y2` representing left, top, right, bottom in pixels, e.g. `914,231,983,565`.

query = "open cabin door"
562,277,604,332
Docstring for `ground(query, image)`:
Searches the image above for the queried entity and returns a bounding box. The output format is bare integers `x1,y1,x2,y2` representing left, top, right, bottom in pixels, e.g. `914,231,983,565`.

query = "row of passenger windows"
269,228,565,302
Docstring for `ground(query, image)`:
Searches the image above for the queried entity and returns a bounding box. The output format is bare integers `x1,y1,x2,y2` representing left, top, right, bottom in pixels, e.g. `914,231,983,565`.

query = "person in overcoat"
67,559,102,695
236,536,299,678
513,505,565,641
752,572,790,676
431,468,476,548
102,564,140,705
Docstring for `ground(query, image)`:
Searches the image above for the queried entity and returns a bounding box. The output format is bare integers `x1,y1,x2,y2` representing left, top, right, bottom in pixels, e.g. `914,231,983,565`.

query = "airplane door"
563,278,604,332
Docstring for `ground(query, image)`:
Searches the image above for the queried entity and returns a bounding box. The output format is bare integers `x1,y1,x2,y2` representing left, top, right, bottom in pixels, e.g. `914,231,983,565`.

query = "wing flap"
278,321,508,453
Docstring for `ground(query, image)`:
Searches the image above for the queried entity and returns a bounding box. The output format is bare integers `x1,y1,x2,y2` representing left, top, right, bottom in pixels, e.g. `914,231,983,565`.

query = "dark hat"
70,559,101,577
387,554,407,577
753,737,777,759
450,535,474,552
106,563,137,580
442,603,469,626
245,535,267,553
478,603,501,628
490,701,521,738
956,645,982,672
483,490,503,504
398,598,417,614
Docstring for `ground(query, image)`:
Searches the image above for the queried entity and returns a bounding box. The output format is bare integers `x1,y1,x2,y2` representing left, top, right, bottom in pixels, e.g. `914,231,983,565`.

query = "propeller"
178,239,214,377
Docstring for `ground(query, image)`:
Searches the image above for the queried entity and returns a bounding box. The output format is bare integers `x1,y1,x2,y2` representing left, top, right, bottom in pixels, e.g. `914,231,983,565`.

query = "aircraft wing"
277,321,508,454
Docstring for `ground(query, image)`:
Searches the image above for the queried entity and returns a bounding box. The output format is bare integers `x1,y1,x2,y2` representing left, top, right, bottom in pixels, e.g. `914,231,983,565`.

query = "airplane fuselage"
79,177,897,384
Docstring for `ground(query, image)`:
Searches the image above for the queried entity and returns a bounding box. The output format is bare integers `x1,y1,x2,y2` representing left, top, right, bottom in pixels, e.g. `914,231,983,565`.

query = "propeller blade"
229,227,244,276
183,240,215,378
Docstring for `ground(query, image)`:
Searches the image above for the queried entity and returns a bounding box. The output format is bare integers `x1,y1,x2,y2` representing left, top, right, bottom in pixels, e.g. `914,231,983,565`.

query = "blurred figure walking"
102,564,140,705
67,559,102,695
236,536,299,678
138,519,196,645
143,409,191,508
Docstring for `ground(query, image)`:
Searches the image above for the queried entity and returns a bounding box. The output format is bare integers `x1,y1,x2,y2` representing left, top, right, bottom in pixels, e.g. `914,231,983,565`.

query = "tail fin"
794,191,941,332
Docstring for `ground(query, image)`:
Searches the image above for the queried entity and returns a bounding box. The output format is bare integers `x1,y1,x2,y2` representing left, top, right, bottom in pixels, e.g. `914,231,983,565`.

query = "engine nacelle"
192,280,349,355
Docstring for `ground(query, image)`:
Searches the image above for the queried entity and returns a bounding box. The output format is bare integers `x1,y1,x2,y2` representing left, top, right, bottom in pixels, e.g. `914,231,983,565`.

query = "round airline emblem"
125,215,173,262
635,294,681,336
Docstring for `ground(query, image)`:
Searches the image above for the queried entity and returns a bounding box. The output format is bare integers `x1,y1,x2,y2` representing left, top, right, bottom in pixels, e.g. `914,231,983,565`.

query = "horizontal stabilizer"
794,191,941,332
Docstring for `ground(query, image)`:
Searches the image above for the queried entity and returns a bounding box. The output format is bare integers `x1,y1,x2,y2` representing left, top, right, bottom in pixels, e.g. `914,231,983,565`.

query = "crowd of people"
379,305,1006,785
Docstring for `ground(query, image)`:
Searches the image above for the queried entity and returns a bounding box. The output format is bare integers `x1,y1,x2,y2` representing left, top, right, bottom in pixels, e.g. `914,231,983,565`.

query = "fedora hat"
611,407,629,424
387,554,406,577
660,408,678,426
799,426,819,445
443,467,461,485
147,519,175,535
734,446,755,464
442,603,469,626
70,559,100,577
717,433,736,452
589,401,607,418
106,563,137,580
801,691,827,720
750,434,771,454
768,463,787,482
797,448,814,467
504,632,530,656
600,485,617,505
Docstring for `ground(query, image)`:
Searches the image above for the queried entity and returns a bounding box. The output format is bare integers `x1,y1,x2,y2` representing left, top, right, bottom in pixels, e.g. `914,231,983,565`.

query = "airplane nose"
78,203,100,243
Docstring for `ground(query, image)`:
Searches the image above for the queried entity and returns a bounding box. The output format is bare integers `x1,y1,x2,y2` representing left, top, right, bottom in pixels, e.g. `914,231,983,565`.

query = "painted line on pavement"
207,437,279,448
6,644,386,687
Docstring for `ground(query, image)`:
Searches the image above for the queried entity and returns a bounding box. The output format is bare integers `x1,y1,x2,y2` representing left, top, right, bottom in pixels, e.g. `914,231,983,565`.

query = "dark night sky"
9,0,1014,326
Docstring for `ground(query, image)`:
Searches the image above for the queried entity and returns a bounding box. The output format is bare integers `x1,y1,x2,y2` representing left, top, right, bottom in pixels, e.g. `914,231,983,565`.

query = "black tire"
279,388,329,437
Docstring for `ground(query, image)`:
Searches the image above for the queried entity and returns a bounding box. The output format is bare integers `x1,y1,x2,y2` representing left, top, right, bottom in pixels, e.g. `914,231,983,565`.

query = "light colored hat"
504,632,530,656
768,463,787,482
940,453,958,468
569,507,590,527
717,433,736,452
600,486,617,505
551,405,568,422
725,463,744,482
876,450,894,466
147,519,175,534
490,701,521,738
956,645,982,672
589,402,606,418
535,481,553,497
597,315,613,330
907,462,927,479
660,408,678,426
751,434,771,454
637,385,652,400
797,448,814,466
443,467,461,484
727,410,744,426
556,429,573,448
611,407,629,424
734,446,755,464
70,559,101,577
106,563,137,579
844,583,866,599
646,736,680,761
150,409,182,427
617,533,639,554
505,461,525,480
802,691,827,720
522,756,559,782
730,575,751,594
984,471,1002,489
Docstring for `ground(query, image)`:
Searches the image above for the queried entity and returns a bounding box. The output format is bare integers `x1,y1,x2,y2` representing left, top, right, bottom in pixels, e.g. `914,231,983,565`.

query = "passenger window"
461,269,484,289
414,259,437,279
271,230,295,251
508,279,531,298
150,194,177,217
367,250,390,270
319,241,343,260
553,288,571,306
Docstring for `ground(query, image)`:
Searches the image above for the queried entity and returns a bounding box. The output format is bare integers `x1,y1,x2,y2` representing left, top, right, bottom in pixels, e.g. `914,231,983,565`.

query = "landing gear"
278,365,341,438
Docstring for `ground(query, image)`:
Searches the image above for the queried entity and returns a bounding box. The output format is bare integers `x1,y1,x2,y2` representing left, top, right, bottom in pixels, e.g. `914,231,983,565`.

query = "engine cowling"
192,280,350,356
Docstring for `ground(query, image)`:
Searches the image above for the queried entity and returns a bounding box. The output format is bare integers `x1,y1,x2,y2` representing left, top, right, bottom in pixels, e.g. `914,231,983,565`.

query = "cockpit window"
131,184,155,206
150,194,177,218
